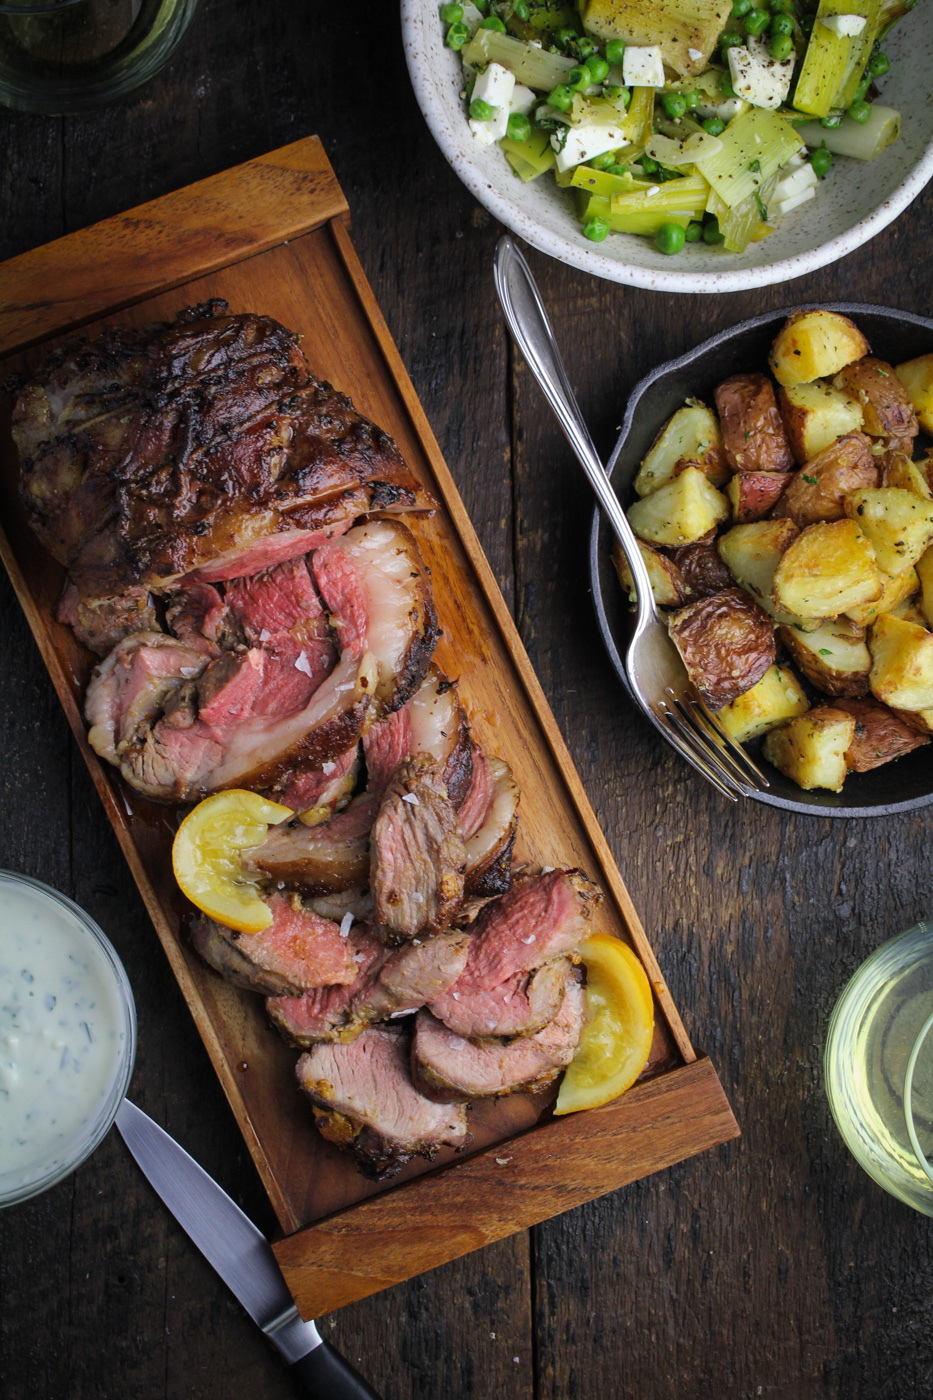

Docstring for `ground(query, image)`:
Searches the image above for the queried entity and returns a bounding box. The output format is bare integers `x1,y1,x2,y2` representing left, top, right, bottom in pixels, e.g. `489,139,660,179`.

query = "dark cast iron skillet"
589,303,933,818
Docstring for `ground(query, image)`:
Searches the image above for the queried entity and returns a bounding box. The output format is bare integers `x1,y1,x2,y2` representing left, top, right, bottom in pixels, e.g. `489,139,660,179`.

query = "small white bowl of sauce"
0,871,136,1207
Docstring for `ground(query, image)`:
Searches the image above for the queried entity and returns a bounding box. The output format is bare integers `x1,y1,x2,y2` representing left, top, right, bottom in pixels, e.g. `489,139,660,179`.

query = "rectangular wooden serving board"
0,138,738,1318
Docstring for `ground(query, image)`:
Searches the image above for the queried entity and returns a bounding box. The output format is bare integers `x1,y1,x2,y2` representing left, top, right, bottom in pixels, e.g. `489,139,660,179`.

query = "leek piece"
581,0,734,78
500,129,557,181
577,190,697,236
610,172,710,229
462,28,575,89
707,171,778,252
795,103,901,159
528,4,578,34
793,0,875,118
690,107,802,209
835,0,882,107
646,130,723,168
570,164,644,196
623,86,655,147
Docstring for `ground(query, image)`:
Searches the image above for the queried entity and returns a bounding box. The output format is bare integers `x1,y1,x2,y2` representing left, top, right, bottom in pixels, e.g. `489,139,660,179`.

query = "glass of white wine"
0,0,201,114
825,921,933,1215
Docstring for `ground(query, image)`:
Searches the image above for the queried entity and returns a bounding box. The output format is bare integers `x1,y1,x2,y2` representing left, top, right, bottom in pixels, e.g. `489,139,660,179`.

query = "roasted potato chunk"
830,697,930,772
868,613,933,712
895,353,933,434
762,707,857,792
726,471,791,523
778,619,871,697
612,538,685,608
667,588,776,710
768,310,869,388
717,518,822,631
890,594,929,628
718,664,809,743
834,357,918,449
772,519,881,620
915,545,933,628
771,432,878,527
844,487,933,575
778,380,864,464
845,564,918,628
669,540,734,601
879,451,933,499
627,466,730,547
633,402,729,497
714,372,794,474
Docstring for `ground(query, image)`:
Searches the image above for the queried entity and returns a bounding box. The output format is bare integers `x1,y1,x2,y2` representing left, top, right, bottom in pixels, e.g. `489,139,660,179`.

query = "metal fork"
493,235,768,802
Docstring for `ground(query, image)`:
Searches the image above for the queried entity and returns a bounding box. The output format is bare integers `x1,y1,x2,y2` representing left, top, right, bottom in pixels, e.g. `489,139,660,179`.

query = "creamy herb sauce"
0,883,127,1191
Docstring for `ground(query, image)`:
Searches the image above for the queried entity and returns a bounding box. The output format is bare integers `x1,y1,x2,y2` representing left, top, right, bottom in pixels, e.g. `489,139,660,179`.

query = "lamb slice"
266,744,361,814
312,518,439,715
57,580,161,656
296,1025,469,1177
429,870,599,1034
164,580,244,650
362,667,472,805
245,790,380,893
192,915,301,997
191,892,357,996
267,927,388,1046
464,757,520,897
224,556,323,647
352,929,471,1023
85,632,211,765
413,970,585,1102
431,958,570,1040
370,757,466,942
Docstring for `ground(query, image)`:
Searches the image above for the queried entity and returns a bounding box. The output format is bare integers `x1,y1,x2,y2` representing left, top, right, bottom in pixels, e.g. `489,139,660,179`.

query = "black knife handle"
289,1341,382,1399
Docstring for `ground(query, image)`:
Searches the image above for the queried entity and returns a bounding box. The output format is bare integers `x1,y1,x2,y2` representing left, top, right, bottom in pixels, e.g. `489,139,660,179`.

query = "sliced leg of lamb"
164,580,244,651
85,632,213,767
312,518,439,715
463,755,519,897
413,969,585,1102
245,790,380,893
429,869,599,1036
267,927,388,1046
57,581,162,656
191,893,358,996
370,758,465,942
296,1025,469,1178
265,744,361,815
352,929,471,1023
363,666,472,805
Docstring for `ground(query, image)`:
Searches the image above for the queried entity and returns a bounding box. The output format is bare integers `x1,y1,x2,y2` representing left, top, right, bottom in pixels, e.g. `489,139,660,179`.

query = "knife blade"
115,1099,381,1400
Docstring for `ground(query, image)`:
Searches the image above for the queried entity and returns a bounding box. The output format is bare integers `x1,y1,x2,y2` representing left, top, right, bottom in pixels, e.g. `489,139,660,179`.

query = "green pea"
684,90,701,110
868,49,890,78
770,0,793,11
703,216,725,244
585,54,610,83
820,113,843,128
853,74,871,101
568,65,590,90
445,20,468,48
770,13,794,35
744,9,770,36
702,117,726,136
602,84,624,100
720,30,743,48
769,32,794,58
606,163,629,176
590,151,617,170
732,0,752,14
656,222,686,255
583,215,610,241
576,37,596,58
685,220,704,242
548,84,574,112
469,97,494,120
662,92,687,118
473,0,489,10
513,0,530,18
507,112,532,142
481,14,506,30
720,73,737,97
810,145,832,178
440,2,463,20
848,99,872,124
640,154,659,173
605,38,626,64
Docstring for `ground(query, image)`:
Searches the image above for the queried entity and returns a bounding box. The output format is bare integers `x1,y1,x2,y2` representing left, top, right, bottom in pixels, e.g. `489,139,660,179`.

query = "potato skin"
771,432,878,527
768,310,869,388
726,471,791,523
778,621,871,698
667,587,777,710
830,697,930,772
668,541,735,601
778,380,864,464
611,537,685,607
715,372,794,474
834,357,918,450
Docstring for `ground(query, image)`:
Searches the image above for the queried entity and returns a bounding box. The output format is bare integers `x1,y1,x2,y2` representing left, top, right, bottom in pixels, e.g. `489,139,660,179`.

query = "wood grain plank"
273,1055,738,1318
0,136,348,356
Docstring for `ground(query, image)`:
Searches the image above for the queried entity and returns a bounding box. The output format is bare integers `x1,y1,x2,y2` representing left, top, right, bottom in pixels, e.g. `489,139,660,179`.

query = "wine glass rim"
904,1007,933,1188
0,0,86,13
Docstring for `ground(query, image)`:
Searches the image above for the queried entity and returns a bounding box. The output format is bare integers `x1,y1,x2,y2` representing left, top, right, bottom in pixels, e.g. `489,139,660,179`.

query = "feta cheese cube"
469,109,509,145
772,184,817,218
509,83,535,117
820,13,867,35
773,161,818,202
550,122,629,173
694,94,747,122
727,36,794,110
622,45,665,88
468,60,515,146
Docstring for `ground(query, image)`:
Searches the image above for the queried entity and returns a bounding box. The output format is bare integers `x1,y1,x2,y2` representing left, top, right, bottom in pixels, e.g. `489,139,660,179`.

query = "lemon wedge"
172,790,293,934
554,932,655,1115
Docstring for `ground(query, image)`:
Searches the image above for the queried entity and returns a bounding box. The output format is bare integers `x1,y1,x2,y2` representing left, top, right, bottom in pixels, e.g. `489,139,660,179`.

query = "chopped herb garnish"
802,474,817,484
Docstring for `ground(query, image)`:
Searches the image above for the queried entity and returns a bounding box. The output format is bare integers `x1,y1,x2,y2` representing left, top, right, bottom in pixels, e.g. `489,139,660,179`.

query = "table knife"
115,1099,381,1399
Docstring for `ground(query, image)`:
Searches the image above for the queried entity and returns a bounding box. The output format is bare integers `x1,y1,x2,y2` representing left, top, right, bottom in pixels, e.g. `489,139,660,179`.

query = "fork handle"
493,235,655,629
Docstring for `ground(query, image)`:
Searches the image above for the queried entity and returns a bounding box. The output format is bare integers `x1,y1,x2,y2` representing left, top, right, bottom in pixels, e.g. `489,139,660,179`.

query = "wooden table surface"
2,4,932,1398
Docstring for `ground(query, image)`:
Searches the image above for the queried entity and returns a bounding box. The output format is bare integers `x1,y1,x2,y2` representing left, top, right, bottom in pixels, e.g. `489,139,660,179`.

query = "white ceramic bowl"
402,0,933,292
